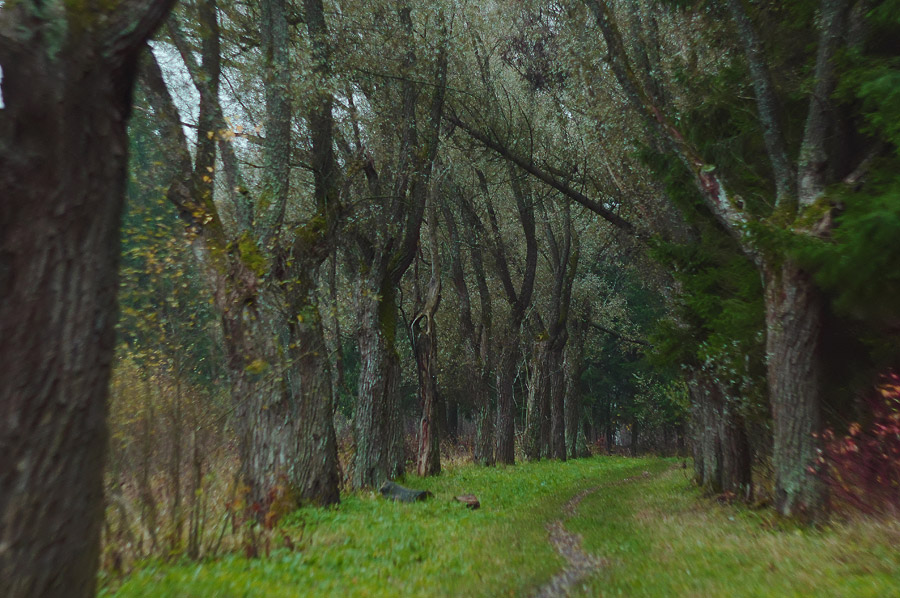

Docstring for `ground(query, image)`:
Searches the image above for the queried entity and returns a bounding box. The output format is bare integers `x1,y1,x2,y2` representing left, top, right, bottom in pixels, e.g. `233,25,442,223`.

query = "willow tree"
0,1,173,595
523,199,578,461
335,2,449,488
442,180,496,465
412,192,443,477
140,0,341,508
469,166,538,465
583,0,872,517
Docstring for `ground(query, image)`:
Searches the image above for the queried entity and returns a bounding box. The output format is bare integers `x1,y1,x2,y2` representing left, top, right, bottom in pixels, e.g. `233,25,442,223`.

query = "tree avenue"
2,0,899,593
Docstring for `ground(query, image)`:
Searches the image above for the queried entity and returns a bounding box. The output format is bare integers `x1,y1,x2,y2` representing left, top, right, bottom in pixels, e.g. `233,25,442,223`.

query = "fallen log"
454,494,480,509
379,481,433,503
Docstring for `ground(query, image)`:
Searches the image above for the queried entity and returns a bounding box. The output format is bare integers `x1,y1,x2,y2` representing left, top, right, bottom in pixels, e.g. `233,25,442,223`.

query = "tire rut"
533,471,652,598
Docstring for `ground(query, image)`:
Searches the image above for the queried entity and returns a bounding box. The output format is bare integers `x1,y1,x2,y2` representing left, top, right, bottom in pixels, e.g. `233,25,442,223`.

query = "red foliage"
813,372,900,513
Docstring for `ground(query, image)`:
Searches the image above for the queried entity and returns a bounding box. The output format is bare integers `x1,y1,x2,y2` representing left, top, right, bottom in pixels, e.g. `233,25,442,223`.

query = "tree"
442,179,496,465
412,191,443,477
140,0,341,509
337,3,449,488
523,199,578,461
582,0,864,517
0,1,173,595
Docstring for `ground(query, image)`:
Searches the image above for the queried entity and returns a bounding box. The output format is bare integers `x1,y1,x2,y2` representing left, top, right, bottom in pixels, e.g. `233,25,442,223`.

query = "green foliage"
793,1,900,369
119,103,222,387
236,232,269,278
577,259,682,443
673,58,774,215
800,171,900,322
644,151,766,415
837,1,900,153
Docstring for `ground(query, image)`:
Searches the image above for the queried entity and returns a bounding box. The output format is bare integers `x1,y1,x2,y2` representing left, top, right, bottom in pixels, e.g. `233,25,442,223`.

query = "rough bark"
565,319,590,459
0,2,173,596
493,169,539,464
548,343,568,460
725,0,796,205
688,374,753,497
765,261,825,515
286,294,341,504
585,0,845,517
219,279,340,509
494,348,520,465
528,204,577,461
348,8,448,488
257,0,292,245
143,0,342,508
524,338,553,460
353,274,405,488
585,0,750,245
413,210,442,477
798,0,851,206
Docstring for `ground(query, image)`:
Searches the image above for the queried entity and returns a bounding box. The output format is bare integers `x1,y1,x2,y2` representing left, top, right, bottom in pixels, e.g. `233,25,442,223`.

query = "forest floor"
103,456,900,597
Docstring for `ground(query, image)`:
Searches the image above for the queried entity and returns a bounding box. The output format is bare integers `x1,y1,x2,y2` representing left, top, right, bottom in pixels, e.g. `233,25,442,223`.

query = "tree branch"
725,0,796,207
448,111,637,236
589,322,652,347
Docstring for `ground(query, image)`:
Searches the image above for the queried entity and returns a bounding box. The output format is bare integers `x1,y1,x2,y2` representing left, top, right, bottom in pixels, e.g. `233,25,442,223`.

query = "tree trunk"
353,277,404,487
0,3,172,595
473,371,495,465
445,396,459,442
605,401,616,453
548,344,567,460
766,260,825,516
689,384,716,488
689,374,752,496
717,405,753,499
144,0,342,509
524,338,552,460
287,293,341,505
225,288,339,509
495,347,519,464
445,195,494,465
631,418,641,457
413,274,441,477
564,336,588,459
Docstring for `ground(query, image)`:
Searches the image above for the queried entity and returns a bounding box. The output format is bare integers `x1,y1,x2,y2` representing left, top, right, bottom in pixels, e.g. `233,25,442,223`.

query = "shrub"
814,372,900,514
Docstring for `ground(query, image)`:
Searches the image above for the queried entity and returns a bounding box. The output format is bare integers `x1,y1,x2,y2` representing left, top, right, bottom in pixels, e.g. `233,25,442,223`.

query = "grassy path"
104,457,900,597
567,465,900,597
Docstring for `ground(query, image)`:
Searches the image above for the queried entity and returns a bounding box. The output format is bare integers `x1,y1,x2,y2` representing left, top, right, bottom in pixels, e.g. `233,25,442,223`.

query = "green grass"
104,457,900,597
104,457,654,597
570,465,900,598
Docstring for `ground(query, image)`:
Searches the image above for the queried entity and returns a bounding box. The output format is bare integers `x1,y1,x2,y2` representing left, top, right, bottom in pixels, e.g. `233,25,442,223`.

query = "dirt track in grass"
533,470,654,598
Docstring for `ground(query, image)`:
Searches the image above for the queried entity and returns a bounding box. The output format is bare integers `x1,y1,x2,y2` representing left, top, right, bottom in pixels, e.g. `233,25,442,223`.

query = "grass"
570,465,900,597
103,456,900,597
103,456,655,597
